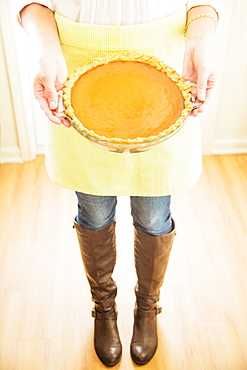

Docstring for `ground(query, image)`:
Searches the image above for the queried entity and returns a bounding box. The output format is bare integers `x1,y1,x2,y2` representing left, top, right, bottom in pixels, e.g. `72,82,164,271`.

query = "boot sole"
97,357,121,367
131,357,155,366
130,346,157,365
96,351,122,367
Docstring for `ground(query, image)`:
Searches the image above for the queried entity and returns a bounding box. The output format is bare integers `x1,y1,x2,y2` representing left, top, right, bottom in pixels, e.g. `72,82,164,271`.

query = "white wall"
0,24,21,163
202,0,247,154
1,0,247,163
0,0,37,164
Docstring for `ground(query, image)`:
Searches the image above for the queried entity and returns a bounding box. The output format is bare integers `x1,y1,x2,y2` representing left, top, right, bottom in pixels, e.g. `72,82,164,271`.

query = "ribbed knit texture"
45,8,202,196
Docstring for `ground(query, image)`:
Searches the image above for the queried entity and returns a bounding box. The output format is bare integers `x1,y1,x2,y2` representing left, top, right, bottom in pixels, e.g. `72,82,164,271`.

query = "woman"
19,0,223,366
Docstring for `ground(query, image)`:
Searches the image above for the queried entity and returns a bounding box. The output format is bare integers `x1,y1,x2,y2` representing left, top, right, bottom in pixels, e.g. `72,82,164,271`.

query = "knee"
76,193,117,230
134,212,172,236
131,196,172,236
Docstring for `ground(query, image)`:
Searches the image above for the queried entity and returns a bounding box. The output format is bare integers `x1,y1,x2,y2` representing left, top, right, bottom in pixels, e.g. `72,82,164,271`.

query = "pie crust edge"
63,52,193,144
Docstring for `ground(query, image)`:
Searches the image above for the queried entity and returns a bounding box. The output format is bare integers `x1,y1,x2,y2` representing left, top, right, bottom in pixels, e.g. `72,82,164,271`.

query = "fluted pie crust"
63,52,193,144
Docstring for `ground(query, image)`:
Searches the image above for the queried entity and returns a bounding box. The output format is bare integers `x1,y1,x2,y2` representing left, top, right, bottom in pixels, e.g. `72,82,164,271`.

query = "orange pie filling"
63,53,192,144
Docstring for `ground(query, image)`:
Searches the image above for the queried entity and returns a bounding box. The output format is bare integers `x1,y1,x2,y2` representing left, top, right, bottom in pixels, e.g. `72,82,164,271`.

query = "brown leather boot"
130,220,176,365
74,221,122,367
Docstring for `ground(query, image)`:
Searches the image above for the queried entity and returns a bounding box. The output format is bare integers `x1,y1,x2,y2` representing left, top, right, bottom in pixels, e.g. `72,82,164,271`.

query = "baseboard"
0,147,22,164
211,139,247,155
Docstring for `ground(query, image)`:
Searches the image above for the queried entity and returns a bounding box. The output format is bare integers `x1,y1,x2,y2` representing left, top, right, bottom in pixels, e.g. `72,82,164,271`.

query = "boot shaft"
134,220,176,310
74,221,117,312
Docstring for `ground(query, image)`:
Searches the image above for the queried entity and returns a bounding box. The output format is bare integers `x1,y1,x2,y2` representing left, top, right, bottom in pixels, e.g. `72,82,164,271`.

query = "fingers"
34,72,59,106
196,66,209,102
183,70,217,117
34,91,60,124
183,64,210,104
34,75,71,128
60,118,72,128
190,80,216,117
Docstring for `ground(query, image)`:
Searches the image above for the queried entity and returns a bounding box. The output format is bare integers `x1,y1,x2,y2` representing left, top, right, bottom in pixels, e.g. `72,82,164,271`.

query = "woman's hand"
183,6,218,117
34,48,71,127
20,3,71,127
183,37,217,117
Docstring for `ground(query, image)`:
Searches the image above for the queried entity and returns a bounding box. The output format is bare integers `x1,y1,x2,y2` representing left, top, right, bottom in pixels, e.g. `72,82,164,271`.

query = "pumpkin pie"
63,52,192,146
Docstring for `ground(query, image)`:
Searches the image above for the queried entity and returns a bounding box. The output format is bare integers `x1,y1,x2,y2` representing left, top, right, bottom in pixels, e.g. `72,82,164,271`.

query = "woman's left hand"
183,37,217,117
182,8,218,117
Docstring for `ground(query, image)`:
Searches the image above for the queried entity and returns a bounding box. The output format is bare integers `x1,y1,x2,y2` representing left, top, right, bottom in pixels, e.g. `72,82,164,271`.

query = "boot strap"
134,306,162,318
92,307,118,320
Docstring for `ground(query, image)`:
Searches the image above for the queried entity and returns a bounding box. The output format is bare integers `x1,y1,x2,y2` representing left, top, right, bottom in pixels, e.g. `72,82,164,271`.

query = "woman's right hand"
20,3,71,127
34,48,71,127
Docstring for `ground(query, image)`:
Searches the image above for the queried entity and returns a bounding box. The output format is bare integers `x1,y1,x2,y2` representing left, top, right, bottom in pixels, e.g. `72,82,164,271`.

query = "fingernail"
50,101,56,110
198,92,206,102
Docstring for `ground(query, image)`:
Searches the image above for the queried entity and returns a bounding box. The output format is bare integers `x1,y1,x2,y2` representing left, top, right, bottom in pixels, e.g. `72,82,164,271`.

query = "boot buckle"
91,306,118,320
134,305,162,317
92,308,96,318
155,306,162,315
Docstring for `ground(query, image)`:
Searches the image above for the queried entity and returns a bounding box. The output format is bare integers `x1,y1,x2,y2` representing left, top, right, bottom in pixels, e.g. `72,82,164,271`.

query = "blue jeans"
75,192,172,236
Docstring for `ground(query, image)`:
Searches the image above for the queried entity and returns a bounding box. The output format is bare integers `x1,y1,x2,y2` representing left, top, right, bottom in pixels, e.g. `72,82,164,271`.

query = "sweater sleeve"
187,0,224,18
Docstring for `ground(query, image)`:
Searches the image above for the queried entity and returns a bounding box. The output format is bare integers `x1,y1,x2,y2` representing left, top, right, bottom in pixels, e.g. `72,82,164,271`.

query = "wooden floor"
0,154,247,370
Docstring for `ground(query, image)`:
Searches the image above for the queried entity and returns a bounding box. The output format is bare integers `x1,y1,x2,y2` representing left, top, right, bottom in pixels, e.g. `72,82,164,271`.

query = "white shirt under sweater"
16,0,223,25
